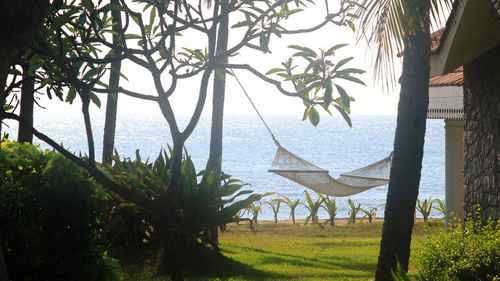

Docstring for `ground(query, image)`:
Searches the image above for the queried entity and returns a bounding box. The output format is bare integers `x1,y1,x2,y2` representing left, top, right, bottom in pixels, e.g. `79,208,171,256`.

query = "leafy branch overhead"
266,44,365,127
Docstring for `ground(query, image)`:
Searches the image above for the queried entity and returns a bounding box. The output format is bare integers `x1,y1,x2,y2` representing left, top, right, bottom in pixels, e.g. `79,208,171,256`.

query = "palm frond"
355,0,453,88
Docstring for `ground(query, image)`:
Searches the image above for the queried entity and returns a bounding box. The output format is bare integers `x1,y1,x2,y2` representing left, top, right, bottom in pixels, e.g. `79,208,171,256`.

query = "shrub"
0,141,118,281
102,149,266,249
418,218,500,281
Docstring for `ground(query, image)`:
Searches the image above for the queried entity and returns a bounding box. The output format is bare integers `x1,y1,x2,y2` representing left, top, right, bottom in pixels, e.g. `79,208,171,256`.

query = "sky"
37,1,403,120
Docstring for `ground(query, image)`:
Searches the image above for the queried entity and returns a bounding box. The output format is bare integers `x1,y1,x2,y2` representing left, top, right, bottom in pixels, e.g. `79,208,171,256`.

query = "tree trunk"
0,1,50,135
17,63,34,143
102,0,123,164
206,1,229,246
375,7,431,281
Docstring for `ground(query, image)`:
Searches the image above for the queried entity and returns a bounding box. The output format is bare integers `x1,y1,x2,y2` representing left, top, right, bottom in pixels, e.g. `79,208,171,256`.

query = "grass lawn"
122,220,443,281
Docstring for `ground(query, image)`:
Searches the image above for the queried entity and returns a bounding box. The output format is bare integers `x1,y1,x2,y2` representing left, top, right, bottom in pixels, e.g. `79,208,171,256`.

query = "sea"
3,114,446,220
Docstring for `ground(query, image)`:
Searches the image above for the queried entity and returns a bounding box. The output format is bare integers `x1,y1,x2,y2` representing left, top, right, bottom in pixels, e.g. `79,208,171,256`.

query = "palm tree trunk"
375,8,431,281
17,63,34,143
102,0,123,164
207,0,229,246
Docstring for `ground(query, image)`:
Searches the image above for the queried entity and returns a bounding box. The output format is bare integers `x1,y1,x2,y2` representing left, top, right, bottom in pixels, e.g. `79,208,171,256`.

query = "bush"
418,218,500,281
0,141,119,281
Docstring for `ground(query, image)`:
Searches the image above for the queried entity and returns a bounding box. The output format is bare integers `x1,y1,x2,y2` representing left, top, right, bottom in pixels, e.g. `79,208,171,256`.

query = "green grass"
122,220,443,281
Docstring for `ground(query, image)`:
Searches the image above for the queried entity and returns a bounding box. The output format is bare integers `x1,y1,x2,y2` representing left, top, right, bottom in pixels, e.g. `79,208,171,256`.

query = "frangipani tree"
2,0,366,280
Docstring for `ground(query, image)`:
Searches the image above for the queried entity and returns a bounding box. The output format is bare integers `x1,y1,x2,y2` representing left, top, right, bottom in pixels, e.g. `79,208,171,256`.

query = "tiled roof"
430,28,446,53
429,67,463,87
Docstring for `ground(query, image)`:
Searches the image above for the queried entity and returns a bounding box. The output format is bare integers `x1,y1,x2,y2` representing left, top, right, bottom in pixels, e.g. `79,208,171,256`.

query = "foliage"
244,203,263,225
416,198,433,223
321,196,337,225
418,217,500,281
279,196,301,224
301,191,325,224
102,149,265,246
354,0,452,85
433,199,446,218
264,199,281,224
266,44,363,127
0,140,119,281
361,207,377,223
348,199,362,224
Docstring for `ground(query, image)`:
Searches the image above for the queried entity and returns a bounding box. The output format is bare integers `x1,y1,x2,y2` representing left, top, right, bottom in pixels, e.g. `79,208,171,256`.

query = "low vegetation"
0,141,119,281
418,217,500,281
122,221,444,281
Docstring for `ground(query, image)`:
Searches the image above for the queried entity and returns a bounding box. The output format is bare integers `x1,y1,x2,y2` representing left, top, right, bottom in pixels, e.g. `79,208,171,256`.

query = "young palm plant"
279,196,301,225
361,207,377,223
416,198,433,223
302,191,325,225
264,199,281,224
433,198,446,219
321,196,337,226
245,202,262,224
348,199,362,224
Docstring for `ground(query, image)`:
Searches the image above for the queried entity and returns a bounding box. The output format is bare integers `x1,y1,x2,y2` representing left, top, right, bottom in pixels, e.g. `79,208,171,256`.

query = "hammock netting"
268,146,393,196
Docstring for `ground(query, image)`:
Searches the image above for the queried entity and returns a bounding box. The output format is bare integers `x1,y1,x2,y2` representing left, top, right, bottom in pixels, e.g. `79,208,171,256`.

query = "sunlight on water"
4,114,445,220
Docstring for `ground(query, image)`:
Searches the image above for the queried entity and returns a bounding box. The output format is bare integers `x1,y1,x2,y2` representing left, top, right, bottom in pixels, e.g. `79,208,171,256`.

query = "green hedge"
418,217,500,281
0,141,118,281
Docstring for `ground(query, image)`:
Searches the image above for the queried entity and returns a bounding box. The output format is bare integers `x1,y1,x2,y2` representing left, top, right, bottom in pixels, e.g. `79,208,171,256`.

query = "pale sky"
37,1,402,120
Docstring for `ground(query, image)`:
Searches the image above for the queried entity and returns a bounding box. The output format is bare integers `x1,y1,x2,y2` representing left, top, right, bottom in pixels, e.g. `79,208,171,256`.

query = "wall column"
444,119,465,225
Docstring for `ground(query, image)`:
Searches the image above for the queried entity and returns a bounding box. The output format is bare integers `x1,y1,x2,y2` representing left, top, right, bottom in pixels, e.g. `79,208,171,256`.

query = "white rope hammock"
268,145,392,196
231,70,393,197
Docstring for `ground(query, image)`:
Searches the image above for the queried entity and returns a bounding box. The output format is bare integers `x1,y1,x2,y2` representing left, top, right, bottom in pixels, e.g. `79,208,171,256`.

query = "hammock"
231,70,392,196
268,145,392,196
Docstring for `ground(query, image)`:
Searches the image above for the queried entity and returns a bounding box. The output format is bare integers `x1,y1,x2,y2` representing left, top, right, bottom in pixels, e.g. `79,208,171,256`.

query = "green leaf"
334,105,352,127
288,45,316,57
8,68,22,76
66,87,77,103
149,7,156,26
335,84,350,108
124,33,142,40
259,33,270,53
308,106,320,127
265,68,284,75
346,20,356,32
2,104,13,111
232,21,251,28
325,44,348,56
338,75,366,86
105,3,129,12
323,82,333,108
90,93,101,108
81,0,93,10
334,57,354,71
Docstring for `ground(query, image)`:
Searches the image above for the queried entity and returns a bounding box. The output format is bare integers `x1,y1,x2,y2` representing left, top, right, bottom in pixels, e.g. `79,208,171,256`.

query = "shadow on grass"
185,247,275,280
120,245,274,281
227,246,376,279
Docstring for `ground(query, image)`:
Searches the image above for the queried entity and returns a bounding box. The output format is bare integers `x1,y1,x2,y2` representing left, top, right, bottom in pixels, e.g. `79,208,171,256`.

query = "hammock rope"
230,70,392,196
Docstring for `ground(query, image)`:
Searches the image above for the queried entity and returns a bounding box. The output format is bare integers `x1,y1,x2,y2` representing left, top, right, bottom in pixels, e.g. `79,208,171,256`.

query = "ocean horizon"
4,113,445,220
